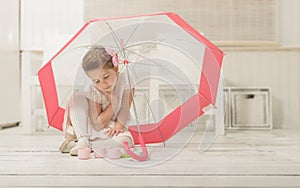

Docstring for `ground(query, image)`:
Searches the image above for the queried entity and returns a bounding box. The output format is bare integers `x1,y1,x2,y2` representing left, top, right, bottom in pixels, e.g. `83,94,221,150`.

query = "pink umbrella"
38,12,223,162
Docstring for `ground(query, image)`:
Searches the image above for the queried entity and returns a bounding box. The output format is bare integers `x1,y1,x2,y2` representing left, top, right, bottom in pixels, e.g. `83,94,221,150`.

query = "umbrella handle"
123,135,148,161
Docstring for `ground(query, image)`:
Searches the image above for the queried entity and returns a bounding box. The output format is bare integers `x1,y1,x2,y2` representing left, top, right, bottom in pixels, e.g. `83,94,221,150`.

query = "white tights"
66,93,133,148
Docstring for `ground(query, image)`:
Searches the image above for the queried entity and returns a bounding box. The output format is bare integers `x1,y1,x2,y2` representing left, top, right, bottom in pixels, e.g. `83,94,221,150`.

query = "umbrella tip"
123,60,129,65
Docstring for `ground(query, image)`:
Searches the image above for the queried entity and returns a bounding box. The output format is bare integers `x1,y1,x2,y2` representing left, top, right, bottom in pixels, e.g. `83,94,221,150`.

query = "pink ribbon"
105,48,119,66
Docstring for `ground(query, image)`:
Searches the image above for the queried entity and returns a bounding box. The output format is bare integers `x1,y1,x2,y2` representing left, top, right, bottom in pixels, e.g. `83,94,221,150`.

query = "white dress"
84,70,134,140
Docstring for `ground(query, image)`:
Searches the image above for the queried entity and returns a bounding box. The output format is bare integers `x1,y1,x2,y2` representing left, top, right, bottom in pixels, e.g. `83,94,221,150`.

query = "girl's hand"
106,123,125,138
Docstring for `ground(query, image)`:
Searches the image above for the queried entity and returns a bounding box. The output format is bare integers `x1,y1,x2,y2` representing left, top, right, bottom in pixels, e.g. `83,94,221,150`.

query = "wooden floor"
0,126,300,187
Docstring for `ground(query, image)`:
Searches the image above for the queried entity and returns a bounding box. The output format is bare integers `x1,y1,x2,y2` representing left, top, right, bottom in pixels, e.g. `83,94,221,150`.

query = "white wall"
278,0,300,47
21,0,83,51
223,49,300,129
220,0,300,129
0,0,20,124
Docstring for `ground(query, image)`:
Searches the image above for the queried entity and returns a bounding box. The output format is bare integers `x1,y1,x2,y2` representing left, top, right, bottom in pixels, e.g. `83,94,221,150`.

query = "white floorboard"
0,127,299,187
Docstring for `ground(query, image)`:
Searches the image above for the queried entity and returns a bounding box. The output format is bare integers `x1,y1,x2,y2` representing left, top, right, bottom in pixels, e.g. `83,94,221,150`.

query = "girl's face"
87,66,118,93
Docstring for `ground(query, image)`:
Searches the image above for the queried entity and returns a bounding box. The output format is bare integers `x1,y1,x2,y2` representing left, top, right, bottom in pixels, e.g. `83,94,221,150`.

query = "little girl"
59,45,134,156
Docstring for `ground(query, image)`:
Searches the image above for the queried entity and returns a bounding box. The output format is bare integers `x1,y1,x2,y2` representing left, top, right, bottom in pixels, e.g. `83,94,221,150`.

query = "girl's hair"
82,45,114,72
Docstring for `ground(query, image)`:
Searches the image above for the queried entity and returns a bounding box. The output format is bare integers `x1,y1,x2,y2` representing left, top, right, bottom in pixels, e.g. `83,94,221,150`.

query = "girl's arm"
87,98,114,132
107,88,134,137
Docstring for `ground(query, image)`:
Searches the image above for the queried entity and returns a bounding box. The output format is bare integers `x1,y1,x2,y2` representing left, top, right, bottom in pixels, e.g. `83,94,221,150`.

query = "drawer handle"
245,94,255,99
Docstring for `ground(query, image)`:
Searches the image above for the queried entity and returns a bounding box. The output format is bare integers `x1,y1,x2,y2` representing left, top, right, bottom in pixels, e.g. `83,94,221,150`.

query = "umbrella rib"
125,48,216,108
123,20,144,48
124,42,213,108
129,62,161,67
124,47,198,93
122,38,199,52
123,38,166,61
127,65,166,146
122,39,164,53
125,66,141,133
104,21,126,58
118,37,166,145
126,65,159,123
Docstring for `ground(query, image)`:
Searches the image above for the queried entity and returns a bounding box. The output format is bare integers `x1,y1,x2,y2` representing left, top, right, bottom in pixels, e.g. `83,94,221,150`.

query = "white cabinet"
224,87,272,129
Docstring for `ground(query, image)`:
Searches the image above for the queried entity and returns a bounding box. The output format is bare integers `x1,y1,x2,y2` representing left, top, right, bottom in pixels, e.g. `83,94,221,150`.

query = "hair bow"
105,48,119,67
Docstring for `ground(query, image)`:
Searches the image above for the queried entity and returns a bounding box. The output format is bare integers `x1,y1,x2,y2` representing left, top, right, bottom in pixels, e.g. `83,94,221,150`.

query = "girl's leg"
64,107,77,140
68,93,91,155
59,103,76,153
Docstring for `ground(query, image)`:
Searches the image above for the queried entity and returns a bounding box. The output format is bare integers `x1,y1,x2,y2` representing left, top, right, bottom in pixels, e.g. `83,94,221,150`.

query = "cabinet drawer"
231,90,271,128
